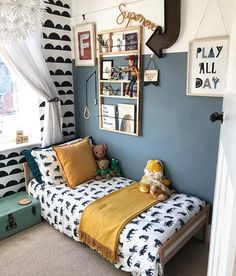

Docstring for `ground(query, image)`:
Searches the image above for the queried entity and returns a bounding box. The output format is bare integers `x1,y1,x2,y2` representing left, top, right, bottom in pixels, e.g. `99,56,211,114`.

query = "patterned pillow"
31,148,65,185
31,138,90,185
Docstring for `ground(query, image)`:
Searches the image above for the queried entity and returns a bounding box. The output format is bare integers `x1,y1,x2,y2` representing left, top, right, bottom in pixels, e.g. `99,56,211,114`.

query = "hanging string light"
0,0,45,44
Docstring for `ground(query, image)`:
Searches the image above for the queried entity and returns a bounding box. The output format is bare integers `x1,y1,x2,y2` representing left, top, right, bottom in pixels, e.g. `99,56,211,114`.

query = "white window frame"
0,59,41,149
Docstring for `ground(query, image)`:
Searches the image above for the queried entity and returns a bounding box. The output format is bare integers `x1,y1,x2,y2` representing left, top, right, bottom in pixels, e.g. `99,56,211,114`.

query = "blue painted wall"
73,53,222,204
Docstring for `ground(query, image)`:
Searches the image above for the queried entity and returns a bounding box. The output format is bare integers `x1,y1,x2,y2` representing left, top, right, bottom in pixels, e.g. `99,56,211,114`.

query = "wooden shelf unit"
97,25,142,136
98,50,139,56
100,95,138,100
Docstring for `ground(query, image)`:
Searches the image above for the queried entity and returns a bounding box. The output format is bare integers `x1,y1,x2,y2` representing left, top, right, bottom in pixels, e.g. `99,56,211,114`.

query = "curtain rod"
72,0,148,18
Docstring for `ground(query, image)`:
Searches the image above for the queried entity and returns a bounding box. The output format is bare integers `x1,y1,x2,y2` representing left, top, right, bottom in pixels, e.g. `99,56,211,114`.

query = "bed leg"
204,222,209,244
23,162,30,193
160,255,165,276
162,265,165,276
203,206,210,243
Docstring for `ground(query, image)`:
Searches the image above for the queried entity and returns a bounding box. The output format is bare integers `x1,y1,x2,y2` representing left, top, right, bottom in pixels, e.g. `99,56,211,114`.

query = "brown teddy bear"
96,159,112,180
139,160,172,201
92,144,107,161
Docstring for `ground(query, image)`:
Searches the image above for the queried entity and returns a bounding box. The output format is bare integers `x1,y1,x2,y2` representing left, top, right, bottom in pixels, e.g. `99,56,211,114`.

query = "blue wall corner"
73,53,222,204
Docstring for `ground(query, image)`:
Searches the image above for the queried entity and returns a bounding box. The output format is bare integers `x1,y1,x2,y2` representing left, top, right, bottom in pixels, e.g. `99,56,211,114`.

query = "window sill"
0,141,42,153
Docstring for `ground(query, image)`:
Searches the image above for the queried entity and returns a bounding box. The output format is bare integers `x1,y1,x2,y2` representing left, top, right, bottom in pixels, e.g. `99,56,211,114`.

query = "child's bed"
23,162,209,276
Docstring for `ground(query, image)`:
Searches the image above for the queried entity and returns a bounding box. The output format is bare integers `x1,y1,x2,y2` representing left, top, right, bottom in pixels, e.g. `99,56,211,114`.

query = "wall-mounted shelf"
100,95,138,100
98,50,139,57
99,127,139,136
100,80,135,83
97,25,142,136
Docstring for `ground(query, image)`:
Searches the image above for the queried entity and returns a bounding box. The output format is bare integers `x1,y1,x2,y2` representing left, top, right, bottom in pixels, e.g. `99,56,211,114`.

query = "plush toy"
92,144,107,161
110,158,121,177
96,159,112,180
139,160,171,201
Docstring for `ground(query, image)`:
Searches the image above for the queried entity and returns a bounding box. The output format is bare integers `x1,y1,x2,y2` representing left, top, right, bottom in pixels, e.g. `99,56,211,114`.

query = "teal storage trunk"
0,192,41,240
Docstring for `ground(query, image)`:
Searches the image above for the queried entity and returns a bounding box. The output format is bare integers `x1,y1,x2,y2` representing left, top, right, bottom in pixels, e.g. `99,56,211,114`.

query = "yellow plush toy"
139,160,171,201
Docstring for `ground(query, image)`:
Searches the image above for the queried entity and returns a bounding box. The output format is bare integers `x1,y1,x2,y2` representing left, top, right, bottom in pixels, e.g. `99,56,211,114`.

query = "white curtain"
0,33,64,147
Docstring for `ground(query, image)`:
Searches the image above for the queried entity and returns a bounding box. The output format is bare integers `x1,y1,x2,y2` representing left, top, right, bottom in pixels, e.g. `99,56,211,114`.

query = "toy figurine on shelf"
124,55,141,97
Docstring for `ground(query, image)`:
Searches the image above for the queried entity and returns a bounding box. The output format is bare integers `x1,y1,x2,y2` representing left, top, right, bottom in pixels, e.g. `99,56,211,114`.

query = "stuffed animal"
139,160,171,201
96,159,112,180
110,158,121,177
92,144,107,161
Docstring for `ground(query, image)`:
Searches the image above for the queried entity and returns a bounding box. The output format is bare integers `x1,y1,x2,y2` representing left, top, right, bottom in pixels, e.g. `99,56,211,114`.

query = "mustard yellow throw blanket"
79,182,160,263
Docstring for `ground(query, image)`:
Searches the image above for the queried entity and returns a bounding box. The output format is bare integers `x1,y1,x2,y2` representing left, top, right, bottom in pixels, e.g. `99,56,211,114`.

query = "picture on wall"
74,23,96,66
186,36,229,97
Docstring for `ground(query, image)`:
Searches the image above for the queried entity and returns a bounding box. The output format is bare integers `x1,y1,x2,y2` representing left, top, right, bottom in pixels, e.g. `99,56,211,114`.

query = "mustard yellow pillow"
54,138,97,188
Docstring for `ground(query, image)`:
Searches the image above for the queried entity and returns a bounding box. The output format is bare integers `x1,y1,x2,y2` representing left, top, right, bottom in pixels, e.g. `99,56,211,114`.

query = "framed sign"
144,54,159,86
187,36,229,97
144,70,158,82
74,23,96,66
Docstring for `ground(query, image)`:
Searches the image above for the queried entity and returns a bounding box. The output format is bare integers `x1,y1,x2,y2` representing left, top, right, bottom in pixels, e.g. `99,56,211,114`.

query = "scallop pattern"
0,0,75,198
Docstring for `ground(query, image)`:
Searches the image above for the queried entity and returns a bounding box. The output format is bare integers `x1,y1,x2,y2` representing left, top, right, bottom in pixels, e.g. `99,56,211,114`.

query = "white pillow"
31,148,65,185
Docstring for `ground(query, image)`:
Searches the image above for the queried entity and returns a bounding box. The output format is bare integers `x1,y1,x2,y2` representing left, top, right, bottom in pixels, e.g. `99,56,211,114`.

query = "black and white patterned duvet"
28,177,205,276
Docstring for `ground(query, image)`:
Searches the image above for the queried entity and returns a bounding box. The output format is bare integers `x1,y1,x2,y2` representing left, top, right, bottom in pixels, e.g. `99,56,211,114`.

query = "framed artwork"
187,36,229,97
102,60,113,80
125,32,138,51
101,104,117,130
74,23,96,66
118,104,136,133
144,70,159,82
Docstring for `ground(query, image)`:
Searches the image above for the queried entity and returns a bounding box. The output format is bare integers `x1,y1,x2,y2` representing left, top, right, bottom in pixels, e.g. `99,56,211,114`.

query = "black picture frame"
102,60,113,80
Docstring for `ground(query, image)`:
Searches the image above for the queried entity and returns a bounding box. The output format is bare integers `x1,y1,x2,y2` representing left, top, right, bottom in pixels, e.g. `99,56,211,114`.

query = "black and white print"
0,0,75,197
0,149,28,198
31,138,84,185
41,0,75,142
31,148,65,185
28,177,206,276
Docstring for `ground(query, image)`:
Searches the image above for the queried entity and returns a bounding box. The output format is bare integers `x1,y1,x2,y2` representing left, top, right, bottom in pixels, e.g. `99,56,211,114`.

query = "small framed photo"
102,60,113,80
187,36,229,97
125,33,138,51
74,23,96,66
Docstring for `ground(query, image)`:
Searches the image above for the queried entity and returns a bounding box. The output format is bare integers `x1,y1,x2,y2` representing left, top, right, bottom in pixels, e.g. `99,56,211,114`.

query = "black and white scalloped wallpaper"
0,150,27,198
0,0,75,198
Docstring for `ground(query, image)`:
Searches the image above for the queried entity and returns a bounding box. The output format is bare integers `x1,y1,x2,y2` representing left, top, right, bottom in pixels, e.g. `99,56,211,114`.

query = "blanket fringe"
79,231,117,264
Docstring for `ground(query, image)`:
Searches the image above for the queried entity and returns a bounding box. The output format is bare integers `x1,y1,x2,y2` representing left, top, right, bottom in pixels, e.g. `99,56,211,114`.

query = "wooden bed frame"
159,203,209,273
23,162,210,275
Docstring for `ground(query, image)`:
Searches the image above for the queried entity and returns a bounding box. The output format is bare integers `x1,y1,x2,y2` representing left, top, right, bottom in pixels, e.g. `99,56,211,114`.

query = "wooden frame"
159,204,210,273
23,161,210,274
74,23,96,66
97,26,142,136
186,36,229,97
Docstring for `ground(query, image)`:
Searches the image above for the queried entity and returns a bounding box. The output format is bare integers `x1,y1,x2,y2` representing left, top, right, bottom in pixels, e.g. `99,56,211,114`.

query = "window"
0,59,41,146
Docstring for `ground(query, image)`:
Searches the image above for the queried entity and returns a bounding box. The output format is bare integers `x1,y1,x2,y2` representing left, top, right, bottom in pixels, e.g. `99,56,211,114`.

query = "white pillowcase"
31,148,65,185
